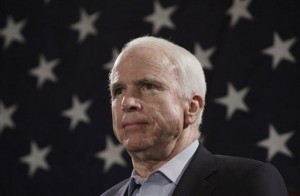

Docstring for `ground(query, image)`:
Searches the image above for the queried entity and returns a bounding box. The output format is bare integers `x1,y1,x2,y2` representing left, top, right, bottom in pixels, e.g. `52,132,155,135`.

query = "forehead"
111,46,176,82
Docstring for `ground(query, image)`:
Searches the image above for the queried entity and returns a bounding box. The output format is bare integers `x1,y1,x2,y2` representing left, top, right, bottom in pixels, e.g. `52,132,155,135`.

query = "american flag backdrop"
0,0,299,195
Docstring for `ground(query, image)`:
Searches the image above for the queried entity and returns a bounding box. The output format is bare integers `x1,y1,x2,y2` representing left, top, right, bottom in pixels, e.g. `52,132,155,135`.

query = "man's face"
110,47,187,157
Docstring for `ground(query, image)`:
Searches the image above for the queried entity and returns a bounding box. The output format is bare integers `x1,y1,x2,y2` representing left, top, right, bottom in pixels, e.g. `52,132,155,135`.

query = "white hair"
109,36,206,126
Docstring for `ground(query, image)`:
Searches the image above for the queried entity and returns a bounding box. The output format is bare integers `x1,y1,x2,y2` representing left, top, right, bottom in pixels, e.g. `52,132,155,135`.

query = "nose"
121,93,142,112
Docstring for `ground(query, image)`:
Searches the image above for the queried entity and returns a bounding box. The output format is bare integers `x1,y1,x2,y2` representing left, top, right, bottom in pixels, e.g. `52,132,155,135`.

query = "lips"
121,114,150,128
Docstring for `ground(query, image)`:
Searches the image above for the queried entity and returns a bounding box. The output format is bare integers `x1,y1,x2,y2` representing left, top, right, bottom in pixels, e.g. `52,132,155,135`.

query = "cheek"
166,95,184,116
111,105,117,125
155,99,184,129
111,101,120,121
111,104,122,135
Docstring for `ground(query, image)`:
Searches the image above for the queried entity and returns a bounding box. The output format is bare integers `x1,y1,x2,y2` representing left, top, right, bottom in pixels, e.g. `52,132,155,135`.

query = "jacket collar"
172,142,217,196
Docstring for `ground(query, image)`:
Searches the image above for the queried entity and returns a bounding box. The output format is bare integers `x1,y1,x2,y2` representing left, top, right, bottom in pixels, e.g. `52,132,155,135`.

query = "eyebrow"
110,77,166,91
136,77,160,85
110,82,124,92
136,77,167,88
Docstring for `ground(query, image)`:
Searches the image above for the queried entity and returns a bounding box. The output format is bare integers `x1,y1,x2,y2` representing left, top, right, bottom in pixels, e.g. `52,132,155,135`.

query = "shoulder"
100,178,130,196
211,155,288,195
214,154,282,179
188,144,288,195
215,154,265,172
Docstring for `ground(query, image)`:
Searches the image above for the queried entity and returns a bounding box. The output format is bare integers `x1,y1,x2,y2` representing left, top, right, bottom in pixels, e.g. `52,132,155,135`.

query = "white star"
214,83,249,120
95,136,127,173
0,101,18,134
62,95,91,130
144,1,177,34
0,15,26,49
20,141,51,177
257,125,294,161
194,43,215,70
226,0,253,27
70,9,99,43
262,32,297,69
29,55,60,89
103,47,119,70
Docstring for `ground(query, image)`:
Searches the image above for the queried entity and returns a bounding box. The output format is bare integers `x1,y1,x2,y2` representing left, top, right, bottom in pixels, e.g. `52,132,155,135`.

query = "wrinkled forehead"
123,45,172,64
112,45,176,75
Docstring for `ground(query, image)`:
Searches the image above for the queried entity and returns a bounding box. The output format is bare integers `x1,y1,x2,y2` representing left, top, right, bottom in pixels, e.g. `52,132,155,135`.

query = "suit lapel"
116,179,130,196
172,143,217,196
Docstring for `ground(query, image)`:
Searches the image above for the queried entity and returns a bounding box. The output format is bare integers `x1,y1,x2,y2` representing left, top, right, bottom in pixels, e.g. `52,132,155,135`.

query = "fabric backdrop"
0,0,299,195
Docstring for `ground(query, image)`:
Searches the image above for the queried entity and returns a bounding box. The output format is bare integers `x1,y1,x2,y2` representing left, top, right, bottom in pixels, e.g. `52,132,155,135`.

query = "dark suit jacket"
101,143,288,196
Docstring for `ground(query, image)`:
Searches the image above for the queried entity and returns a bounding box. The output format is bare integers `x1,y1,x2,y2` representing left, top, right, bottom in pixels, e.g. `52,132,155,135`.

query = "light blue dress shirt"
128,140,199,196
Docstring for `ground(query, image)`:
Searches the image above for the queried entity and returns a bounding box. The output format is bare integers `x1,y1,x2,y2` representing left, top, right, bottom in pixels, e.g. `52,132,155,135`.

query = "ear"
184,95,204,127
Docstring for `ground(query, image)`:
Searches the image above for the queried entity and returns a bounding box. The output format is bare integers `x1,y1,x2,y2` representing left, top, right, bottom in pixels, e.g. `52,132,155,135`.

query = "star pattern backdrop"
0,0,299,195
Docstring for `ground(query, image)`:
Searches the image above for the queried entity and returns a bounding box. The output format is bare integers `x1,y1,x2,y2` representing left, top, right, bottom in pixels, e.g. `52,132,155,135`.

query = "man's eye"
143,83,155,90
113,88,124,96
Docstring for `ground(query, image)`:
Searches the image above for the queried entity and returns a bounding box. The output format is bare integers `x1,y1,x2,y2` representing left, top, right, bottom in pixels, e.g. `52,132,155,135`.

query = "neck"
129,128,199,179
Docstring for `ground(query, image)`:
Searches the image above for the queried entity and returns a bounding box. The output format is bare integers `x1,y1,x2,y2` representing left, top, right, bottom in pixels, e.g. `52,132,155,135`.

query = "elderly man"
101,36,287,196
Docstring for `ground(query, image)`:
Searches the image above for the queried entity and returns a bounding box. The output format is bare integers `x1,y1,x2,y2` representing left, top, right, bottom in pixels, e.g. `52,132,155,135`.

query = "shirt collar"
158,140,199,184
130,140,199,185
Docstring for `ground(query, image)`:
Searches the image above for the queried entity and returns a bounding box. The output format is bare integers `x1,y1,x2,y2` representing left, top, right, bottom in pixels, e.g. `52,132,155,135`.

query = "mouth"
121,113,151,130
122,122,148,129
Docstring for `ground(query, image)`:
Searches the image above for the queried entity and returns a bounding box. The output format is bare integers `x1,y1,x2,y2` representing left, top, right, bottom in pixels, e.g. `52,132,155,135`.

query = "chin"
124,139,150,152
